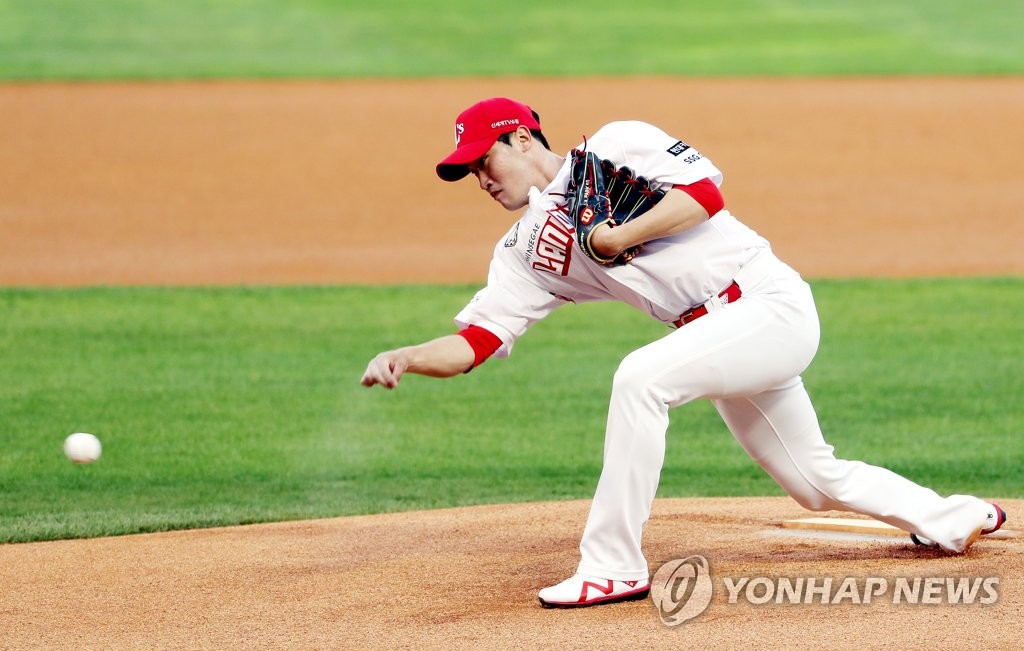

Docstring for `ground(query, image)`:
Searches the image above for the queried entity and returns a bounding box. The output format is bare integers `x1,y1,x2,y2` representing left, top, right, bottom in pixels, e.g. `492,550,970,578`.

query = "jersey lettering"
532,216,573,276
550,201,573,228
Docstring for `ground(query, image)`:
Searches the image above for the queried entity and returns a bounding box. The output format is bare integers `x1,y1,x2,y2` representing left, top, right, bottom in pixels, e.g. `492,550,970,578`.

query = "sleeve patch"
667,141,691,156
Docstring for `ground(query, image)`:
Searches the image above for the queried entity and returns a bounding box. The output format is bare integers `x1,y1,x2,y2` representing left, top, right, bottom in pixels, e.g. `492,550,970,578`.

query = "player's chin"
496,192,528,211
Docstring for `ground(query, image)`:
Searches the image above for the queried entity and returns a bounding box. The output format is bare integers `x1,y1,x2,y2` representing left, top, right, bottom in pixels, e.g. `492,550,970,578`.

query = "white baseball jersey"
455,120,769,357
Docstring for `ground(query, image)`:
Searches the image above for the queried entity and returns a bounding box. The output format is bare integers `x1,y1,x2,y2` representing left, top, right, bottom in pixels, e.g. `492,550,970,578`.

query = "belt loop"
704,294,724,313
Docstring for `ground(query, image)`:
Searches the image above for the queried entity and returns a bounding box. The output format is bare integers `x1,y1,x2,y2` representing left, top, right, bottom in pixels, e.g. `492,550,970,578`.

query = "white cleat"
911,503,1007,551
538,574,650,608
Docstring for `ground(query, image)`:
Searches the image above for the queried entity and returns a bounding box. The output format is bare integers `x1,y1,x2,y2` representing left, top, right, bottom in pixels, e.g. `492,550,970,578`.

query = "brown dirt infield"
1,79,1022,649
2,78,1024,285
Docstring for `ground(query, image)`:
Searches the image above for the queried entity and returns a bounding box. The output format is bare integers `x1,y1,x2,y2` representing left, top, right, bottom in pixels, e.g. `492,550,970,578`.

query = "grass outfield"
1,280,1021,543
1,0,1022,79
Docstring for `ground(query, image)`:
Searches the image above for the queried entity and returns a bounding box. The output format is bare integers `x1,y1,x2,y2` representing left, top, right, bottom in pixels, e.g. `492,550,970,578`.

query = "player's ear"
514,125,533,152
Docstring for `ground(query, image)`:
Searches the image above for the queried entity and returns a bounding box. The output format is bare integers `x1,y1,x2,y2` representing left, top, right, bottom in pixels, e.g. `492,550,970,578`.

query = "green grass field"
1,281,1021,542
1,0,1022,79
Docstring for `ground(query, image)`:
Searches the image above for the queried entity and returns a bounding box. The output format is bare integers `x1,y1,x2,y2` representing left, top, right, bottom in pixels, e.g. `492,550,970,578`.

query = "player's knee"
786,462,853,511
790,490,836,512
611,352,658,399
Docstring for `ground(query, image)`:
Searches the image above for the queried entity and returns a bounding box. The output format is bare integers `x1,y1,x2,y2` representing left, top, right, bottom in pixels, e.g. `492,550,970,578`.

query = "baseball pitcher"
361,97,1006,608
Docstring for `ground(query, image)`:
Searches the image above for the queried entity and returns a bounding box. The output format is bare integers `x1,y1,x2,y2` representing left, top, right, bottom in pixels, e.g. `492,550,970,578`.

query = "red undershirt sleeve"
672,177,724,217
456,325,503,370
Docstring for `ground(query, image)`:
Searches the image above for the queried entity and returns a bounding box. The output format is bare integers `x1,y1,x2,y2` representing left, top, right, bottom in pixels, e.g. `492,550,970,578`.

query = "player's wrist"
607,221,641,257
590,222,623,259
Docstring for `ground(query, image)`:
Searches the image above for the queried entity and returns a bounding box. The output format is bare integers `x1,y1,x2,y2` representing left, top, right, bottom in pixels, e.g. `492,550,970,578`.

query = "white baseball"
64,432,102,464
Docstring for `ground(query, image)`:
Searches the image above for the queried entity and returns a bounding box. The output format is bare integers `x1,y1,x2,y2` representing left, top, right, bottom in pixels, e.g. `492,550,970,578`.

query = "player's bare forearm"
592,189,709,259
361,334,475,389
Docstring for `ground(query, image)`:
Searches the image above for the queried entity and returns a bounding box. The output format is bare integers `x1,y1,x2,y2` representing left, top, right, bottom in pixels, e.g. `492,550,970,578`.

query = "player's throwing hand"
360,351,409,389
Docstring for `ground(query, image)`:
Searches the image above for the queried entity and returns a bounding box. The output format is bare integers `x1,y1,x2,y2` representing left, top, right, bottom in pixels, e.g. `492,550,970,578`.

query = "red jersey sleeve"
456,325,503,370
672,177,724,217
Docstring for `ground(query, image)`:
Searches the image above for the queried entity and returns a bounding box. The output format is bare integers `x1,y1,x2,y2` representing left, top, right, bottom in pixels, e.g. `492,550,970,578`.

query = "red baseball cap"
436,97,542,182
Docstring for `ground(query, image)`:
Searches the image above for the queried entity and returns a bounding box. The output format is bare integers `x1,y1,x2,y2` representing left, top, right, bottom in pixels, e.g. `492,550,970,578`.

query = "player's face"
467,132,536,211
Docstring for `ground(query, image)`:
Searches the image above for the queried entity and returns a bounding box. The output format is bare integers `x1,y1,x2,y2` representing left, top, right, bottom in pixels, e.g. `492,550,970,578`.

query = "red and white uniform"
457,121,993,579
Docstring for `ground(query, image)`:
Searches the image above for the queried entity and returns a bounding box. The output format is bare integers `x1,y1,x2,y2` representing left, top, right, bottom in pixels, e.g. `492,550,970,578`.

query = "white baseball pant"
576,251,993,581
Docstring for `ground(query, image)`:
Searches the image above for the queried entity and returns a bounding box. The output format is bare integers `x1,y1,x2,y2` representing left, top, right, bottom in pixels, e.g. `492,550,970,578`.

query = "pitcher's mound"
2,497,1020,649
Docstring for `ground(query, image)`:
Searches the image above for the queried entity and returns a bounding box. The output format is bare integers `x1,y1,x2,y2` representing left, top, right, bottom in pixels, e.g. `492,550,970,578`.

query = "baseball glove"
566,147,665,265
